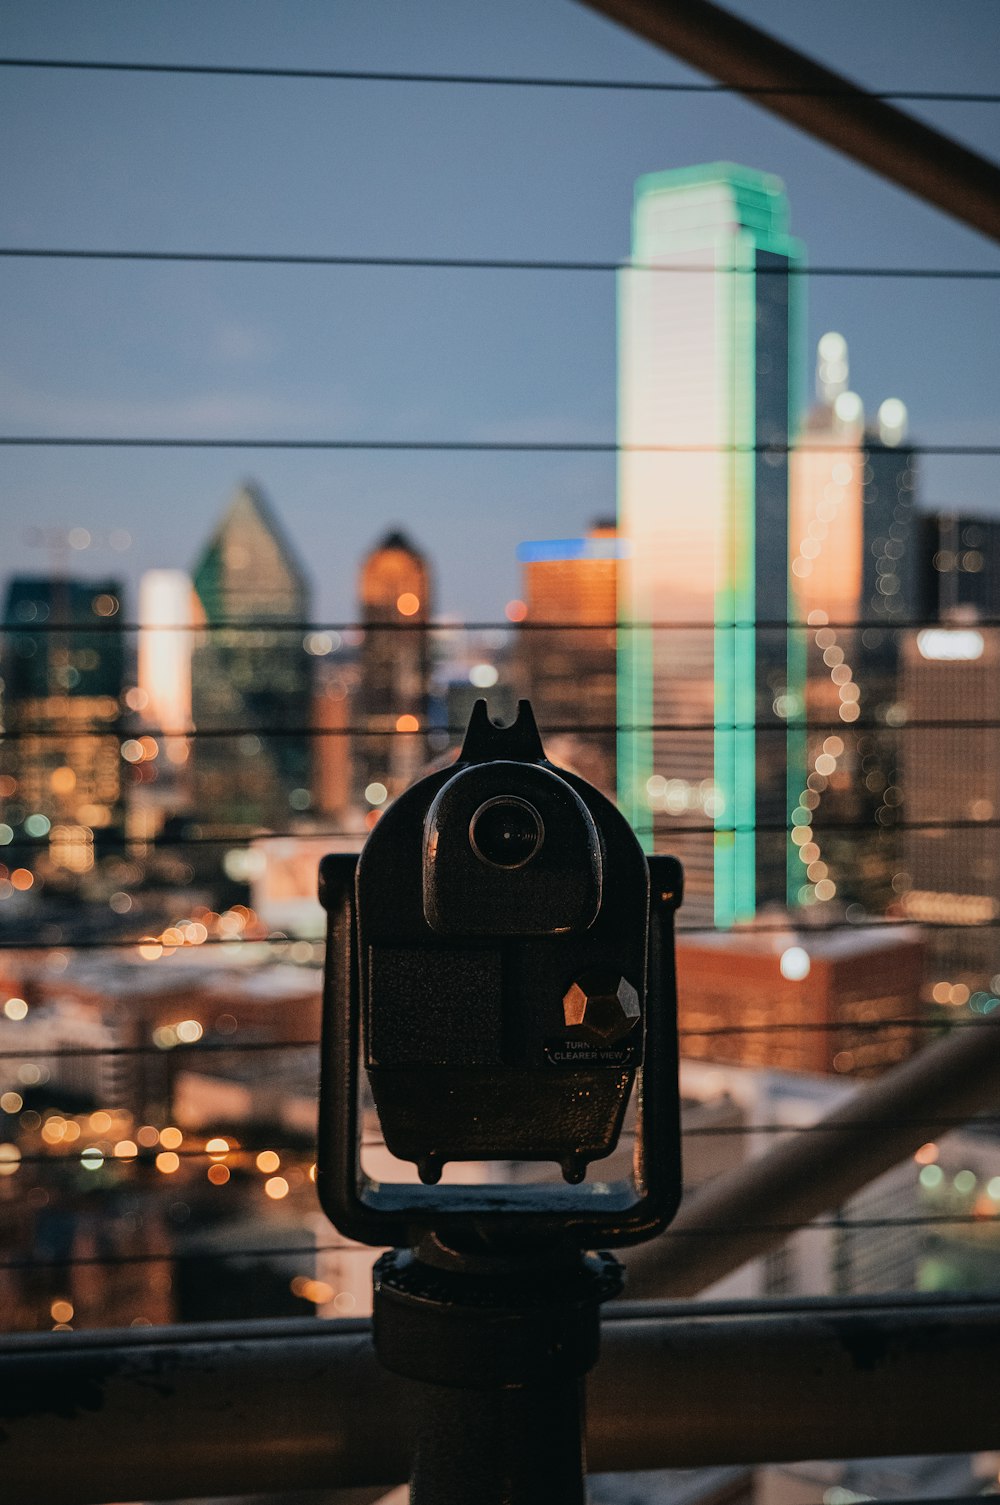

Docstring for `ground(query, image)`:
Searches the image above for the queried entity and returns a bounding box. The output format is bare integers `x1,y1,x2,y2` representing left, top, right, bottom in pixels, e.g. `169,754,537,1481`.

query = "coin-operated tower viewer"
317,700,683,1505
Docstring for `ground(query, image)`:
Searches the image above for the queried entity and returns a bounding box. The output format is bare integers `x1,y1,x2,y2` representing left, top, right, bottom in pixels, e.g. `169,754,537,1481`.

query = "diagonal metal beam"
578,0,1000,243
623,1015,1000,1299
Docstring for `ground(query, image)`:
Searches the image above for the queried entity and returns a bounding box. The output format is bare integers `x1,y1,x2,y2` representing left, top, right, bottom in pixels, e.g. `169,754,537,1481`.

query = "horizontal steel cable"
2,617,984,632
0,816,993,843
9,1121,1000,1154
4,1130,971,1169
4,716,1000,736
0,1039,319,1060
1,915,997,953
0,1023,995,1070
0,436,993,453
2,246,996,279
1,56,998,103
1,1212,993,1274
9,1144,310,1167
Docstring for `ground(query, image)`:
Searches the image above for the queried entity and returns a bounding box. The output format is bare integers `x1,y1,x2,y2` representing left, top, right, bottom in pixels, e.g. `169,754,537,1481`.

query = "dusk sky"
2,0,999,623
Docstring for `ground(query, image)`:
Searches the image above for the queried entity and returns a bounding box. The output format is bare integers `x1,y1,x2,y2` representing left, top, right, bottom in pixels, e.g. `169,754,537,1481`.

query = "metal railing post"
578,0,1000,242
4,1297,1000,1501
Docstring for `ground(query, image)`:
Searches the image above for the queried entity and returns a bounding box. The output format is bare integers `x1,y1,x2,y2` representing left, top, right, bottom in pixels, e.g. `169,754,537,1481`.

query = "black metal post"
373,1244,623,1505
408,1381,587,1504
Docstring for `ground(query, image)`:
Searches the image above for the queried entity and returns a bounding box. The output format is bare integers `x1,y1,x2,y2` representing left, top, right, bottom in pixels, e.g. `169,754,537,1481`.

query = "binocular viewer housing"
318,700,683,1251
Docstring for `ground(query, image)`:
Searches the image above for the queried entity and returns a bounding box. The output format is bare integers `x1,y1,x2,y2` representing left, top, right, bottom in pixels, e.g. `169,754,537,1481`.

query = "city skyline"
2,1,998,624
6,31,1000,1505
6,410,1000,1351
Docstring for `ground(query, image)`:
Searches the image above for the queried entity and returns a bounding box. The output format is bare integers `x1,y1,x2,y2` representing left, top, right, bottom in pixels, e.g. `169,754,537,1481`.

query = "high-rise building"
1,576,126,879
138,569,192,740
789,336,918,912
617,163,804,927
918,511,1000,622
133,569,194,841
313,666,352,820
899,624,1000,996
900,514,1000,998
190,483,312,829
352,530,431,812
515,521,622,796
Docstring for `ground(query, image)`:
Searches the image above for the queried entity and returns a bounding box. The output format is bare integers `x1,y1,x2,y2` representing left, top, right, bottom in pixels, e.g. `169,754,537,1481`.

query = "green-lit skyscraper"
617,163,804,927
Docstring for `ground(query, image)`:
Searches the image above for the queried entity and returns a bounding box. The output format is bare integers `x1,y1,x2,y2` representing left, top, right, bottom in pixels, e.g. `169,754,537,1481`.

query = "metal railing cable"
1,435,994,452
1,917,998,952
0,1214,994,1276
2,246,997,278
2,920,999,956
5,1113,1000,1148
1,1021,998,1067
2,55,998,102
5,615,995,632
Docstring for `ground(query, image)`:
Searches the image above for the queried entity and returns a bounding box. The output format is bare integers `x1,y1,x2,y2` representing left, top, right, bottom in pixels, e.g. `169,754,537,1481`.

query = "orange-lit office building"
516,520,621,796
312,669,352,819
352,529,431,811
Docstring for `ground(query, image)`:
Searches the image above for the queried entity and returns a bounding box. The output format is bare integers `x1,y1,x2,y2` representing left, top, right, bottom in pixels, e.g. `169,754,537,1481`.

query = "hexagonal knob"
563,970,640,1044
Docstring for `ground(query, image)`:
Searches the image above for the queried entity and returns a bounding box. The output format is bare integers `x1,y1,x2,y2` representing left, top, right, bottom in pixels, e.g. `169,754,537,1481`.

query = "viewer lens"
470,798,544,870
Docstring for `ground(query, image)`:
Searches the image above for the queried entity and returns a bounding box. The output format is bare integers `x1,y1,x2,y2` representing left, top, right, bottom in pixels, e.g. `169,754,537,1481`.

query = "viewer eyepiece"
469,796,544,869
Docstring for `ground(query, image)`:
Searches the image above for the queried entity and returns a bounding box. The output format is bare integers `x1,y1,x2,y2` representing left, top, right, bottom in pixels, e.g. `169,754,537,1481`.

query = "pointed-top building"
190,483,312,830
193,482,309,624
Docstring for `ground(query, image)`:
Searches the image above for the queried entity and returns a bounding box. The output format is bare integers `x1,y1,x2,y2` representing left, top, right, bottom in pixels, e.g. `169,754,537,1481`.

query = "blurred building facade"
900,623,1000,998
789,336,918,913
137,570,193,739
0,939,326,1332
1,576,126,882
918,511,1000,621
190,484,313,830
516,521,621,796
132,568,195,845
617,162,803,928
352,529,432,811
312,670,353,820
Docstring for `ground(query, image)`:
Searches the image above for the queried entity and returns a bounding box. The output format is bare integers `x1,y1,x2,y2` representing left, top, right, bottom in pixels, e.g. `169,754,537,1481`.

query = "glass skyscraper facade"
1,576,125,879
190,483,312,829
617,163,804,927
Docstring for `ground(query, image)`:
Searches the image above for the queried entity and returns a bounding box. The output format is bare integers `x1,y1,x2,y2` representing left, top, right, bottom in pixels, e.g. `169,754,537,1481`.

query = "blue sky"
2,0,998,621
